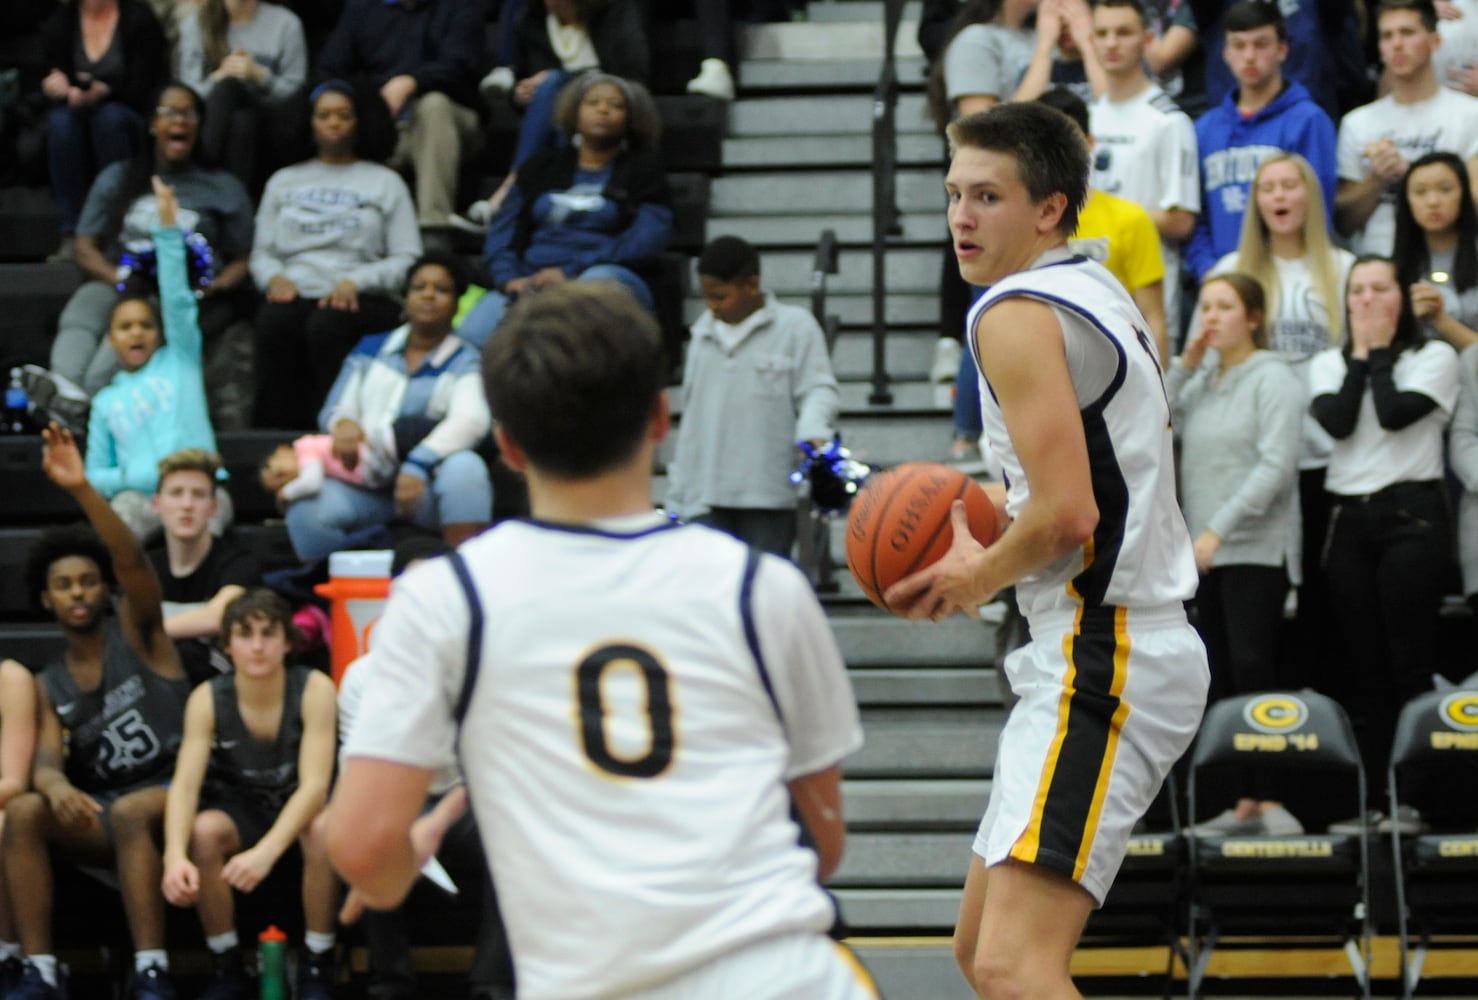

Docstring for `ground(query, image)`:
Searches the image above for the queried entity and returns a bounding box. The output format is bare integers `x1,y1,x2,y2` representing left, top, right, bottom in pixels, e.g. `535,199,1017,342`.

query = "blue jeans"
954,284,988,437
284,450,492,562
513,69,569,169
457,264,655,348
48,101,144,235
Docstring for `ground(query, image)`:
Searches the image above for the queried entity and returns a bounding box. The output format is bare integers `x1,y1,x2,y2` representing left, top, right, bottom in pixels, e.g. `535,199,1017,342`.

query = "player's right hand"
884,500,994,621
162,858,200,906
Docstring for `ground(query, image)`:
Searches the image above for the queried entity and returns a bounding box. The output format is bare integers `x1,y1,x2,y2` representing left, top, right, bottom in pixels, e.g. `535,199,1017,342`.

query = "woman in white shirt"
1309,255,1459,791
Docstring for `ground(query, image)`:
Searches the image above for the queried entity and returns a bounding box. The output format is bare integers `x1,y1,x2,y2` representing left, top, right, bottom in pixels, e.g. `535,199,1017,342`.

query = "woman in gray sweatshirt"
1169,272,1304,835
1169,272,1303,697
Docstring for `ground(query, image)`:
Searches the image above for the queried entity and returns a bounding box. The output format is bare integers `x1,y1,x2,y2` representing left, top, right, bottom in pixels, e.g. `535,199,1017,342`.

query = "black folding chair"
1388,687,1478,998
1185,691,1371,1000
1080,771,1189,1000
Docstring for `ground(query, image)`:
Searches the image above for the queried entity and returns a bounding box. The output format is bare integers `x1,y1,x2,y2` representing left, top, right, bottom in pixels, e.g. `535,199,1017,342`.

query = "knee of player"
3,792,48,839
188,813,238,863
108,790,165,840
971,949,1039,1000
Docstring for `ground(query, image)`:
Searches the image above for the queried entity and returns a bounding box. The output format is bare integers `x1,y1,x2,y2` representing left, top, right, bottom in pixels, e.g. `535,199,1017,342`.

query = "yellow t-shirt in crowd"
1070,189,1165,293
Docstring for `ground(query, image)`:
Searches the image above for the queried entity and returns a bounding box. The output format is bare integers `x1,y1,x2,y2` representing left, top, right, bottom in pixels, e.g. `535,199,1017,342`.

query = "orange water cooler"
314,549,393,687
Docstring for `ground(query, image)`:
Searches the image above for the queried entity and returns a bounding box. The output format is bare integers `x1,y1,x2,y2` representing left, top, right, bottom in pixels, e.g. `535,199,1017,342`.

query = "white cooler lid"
327,549,394,579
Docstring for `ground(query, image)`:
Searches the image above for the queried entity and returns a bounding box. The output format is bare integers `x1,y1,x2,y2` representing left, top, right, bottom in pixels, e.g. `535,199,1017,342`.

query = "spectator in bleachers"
7,424,191,1000
86,176,234,543
1041,88,1169,357
1432,0,1478,95
286,253,491,562
148,449,264,687
1088,0,1199,345
1185,0,1336,281
1447,290,1478,618
1198,0,1365,120
259,430,399,505
458,0,650,227
665,235,839,558
316,0,483,251
1142,0,1204,116
249,79,420,431
1170,273,1301,704
39,0,167,264
457,74,671,347
52,81,255,397
176,0,309,197
924,0,1038,131
924,0,1037,465
1011,0,1107,103
0,659,38,989
1311,254,1458,797
1396,151,1478,348
1336,0,1478,256
1201,152,1352,693
162,589,338,1000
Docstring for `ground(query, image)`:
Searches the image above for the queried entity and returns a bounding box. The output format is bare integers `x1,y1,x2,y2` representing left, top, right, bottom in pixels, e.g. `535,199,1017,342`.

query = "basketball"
845,462,1000,612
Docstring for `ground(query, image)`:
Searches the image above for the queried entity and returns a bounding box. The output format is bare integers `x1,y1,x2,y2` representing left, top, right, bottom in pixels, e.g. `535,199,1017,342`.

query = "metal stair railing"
868,0,906,405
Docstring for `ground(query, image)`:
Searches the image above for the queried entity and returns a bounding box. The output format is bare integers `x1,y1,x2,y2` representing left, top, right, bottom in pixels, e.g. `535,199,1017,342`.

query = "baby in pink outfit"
259,432,398,503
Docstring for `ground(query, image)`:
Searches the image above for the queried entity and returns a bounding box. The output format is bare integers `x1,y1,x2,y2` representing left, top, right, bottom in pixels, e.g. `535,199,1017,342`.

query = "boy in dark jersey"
7,424,191,1000
162,589,338,1000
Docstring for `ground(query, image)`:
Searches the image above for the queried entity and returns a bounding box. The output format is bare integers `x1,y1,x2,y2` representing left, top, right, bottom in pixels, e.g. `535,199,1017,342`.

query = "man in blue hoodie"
1185,1,1337,280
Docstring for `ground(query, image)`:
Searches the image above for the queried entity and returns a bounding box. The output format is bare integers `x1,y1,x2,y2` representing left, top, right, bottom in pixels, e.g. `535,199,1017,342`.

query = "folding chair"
1080,771,1189,1000
1185,691,1371,1000
1389,687,1478,999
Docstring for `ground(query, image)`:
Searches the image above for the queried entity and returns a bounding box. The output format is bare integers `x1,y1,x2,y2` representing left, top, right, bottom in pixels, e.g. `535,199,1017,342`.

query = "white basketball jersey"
966,251,1198,620
344,516,863,1000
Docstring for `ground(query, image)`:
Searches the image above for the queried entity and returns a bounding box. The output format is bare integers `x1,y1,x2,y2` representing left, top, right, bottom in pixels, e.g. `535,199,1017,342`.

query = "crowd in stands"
926,0,1478,837
12,0,1478,992
0,1,825,997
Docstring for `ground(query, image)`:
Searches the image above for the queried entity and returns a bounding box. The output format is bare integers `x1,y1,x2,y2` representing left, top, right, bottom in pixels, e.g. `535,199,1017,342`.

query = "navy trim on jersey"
448,551,484,727
973,277,1137,606
514,515,683,541
738,547,782,721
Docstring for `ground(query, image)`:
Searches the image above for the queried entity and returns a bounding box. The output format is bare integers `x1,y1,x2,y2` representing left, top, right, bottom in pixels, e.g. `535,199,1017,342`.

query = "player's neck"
164,531,213,578
525,465,657,526
235,667,286,710
1106,70,1149,102
1390,67,1438,104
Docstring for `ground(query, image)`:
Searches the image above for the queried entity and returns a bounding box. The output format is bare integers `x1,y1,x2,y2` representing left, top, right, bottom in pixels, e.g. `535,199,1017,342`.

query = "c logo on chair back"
1439,692,1478,733
1242,695,1309,734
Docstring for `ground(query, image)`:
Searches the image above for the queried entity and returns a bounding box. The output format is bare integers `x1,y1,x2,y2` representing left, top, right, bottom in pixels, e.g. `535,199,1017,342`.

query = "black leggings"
1194,563,1289,705
200,78,306,197
1323,480,1450,778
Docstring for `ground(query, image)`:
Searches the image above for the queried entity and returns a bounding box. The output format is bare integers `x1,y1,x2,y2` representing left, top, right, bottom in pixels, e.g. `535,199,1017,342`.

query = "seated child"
161,589,339,1000
259,432,398,505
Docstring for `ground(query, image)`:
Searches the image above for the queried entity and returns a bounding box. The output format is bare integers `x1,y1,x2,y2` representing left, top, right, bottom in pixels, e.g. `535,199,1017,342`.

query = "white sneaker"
1259,804,1305,836
930,336,963,384
480,66,515,98
1189,808,1264,837
448,199,497,234
687,58,736,101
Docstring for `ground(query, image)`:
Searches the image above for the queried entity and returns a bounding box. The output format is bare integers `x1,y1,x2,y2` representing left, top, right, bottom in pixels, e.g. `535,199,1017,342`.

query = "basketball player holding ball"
885,102,1210,1000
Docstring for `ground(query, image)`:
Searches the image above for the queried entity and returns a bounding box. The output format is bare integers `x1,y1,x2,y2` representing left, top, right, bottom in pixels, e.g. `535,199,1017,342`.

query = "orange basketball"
845,461,1000,613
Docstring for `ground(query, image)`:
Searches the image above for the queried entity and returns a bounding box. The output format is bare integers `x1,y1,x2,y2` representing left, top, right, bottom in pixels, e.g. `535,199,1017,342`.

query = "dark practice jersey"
203,665,310,816
40,620,190,794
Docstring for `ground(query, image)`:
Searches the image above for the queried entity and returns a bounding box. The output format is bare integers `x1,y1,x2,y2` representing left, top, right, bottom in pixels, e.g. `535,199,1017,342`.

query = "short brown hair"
157,448,221,486
482,283,667,480
947,102,1090,237
221,588,300,648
